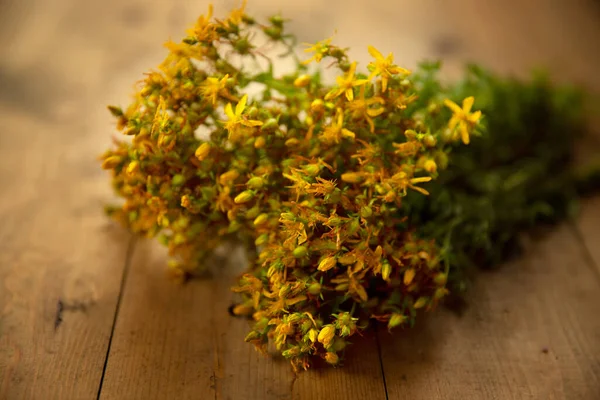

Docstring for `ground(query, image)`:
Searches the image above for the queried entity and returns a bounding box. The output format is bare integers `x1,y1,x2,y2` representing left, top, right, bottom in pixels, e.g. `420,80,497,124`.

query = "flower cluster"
101,1,482,371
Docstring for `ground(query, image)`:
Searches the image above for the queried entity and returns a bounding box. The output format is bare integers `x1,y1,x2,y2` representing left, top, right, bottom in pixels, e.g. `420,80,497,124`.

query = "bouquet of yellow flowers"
101,1,599,371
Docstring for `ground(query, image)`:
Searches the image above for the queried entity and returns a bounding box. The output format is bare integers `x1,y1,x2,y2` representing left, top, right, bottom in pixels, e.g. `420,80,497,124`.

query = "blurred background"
1,0,599,210
1,0,600,126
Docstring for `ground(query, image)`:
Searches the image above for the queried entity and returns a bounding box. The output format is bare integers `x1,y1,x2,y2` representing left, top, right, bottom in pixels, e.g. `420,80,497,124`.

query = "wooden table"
1,1,600,399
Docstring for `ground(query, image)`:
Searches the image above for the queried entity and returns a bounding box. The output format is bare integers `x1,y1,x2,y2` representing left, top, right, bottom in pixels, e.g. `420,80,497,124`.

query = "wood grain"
0,93,132,398
1,0,600,398
575,197,600,277
379,224,600,399
99,240,387,400
0,1,141,398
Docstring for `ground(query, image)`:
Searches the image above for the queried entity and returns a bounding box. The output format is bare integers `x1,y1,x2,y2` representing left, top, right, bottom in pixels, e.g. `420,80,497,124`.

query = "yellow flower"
164,40,196,59
325,62,369,101
201,74,229,105
227,0,247,27
222,94,263,141
151,96,169,134
389,171,432,196
347,86,385,133
320,109,355,144
302,37,332,65
443,96,482,145
367,46,410,92
186,3,216,42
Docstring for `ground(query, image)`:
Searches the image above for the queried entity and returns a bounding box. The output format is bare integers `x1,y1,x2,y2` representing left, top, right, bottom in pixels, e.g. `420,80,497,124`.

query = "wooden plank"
575,197,600,276
99,239,387,400
379,224,600,399
0,1,138,398
0,97,132,398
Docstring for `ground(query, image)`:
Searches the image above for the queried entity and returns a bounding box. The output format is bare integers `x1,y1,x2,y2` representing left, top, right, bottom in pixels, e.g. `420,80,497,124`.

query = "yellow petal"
347,61,357,76
460,123,470,144
410,186,430,196
410,176,432,183
367,96,385,105
443,99,462,114
403,268,415,285
345,88,354,101
336,110,344,127
448,116,459,130
224,102,235,119
367,45,384,61
367,107,385,117
390,66,410,75
469,110,482,123
462,96,474,113
353,79,370,87
366,117,375,133
341,128,355,140
241,120,263,127
235,94,248,116
381,76,388,93
354,283,368,302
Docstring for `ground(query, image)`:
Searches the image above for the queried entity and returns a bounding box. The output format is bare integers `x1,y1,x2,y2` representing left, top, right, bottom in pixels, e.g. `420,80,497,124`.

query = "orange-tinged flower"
367,45,410,92
227,0,247,27
320,109,355,144
201,74,229,105
186,3,216,42
325,62,369,101
302,37,332,64
347,86,385,133
443,96,482,145
222,94,263,141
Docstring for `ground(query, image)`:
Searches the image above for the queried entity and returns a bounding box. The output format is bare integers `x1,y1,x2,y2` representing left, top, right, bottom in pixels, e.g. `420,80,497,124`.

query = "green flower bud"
253,213,269,226
172,174,185,186
308,282,322,295
269,14,284,27
332,337,347,352
360,206,373,218
254,136,266,148
263,26,282,40
261,118,279,132
234,190,254,204
318,256,337,272
255,234,269,246
317,325,335,347
388,313,407,329
293,246,308,258
246,176,265,190
294,74,311,88
423,134,437,148
324,352,339,365
433,272,448,286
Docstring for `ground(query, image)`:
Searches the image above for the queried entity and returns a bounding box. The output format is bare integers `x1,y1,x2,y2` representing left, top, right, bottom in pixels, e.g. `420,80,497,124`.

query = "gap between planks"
96,236,138,400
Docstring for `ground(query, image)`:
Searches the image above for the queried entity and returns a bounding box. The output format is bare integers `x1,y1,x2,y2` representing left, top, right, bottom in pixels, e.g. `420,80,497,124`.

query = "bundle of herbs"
100,2,599,371
403,62,600,296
